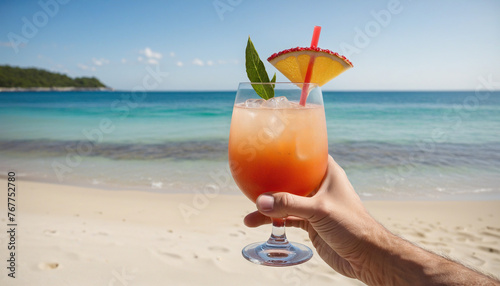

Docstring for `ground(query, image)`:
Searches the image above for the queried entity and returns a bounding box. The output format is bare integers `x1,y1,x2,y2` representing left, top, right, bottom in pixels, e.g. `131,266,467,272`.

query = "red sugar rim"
267,47,353,67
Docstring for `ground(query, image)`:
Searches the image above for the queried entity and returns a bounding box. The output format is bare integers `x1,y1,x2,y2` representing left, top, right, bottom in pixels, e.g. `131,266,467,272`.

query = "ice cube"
274,96,287,103
261,97,276,108
275,96,291,108
262,96,291,108
244,98,265,108
266,115,286,138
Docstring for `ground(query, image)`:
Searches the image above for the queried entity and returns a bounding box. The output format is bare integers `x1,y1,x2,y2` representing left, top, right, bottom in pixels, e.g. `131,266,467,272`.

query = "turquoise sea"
0,91,499,200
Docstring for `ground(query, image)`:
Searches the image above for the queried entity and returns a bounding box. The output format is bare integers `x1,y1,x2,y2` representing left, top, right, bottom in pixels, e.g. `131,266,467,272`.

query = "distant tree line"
0,65,107,88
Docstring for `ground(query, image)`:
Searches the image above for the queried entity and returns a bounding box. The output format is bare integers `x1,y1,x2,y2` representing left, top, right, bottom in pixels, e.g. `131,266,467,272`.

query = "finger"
256,192,318,220
244,211,271,227
283,217,310,231
244,211,309,228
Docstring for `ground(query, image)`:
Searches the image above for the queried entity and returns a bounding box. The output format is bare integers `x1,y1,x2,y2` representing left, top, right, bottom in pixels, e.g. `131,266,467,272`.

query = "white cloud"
140,47,162,59
192,58,204,66
216,59,239,65
92,58,110,66
170,52,175,57
207,60,214,66
138,56,158,65
176,61,184,67
77,64,96,71
121,58,127,64
138,47,163,65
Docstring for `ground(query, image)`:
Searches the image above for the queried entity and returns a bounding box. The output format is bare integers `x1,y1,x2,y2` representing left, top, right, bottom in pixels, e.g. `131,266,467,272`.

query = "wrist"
353,221,403,285
351,219,430,285
356,224,500,286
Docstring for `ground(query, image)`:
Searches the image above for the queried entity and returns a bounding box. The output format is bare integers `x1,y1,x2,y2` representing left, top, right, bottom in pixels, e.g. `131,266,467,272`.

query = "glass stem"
266,218,289,247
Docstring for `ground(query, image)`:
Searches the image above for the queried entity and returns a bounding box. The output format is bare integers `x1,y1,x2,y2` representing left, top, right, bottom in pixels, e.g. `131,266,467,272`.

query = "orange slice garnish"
268,47,353,86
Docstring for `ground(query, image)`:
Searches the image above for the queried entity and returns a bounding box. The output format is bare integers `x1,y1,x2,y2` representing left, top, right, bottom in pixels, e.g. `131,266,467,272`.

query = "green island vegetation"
0,65,107,88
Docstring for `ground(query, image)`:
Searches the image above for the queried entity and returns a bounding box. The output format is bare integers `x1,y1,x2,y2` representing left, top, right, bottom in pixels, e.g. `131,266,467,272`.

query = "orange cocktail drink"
229,100,328,202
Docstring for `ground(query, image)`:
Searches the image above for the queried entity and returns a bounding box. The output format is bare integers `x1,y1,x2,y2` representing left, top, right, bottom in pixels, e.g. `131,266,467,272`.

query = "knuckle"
331,163,347,177
276,192,294,210
311,197,332,221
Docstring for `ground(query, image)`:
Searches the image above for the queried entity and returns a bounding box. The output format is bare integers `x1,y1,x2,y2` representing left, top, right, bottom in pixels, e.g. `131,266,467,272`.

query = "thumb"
256,192,316,220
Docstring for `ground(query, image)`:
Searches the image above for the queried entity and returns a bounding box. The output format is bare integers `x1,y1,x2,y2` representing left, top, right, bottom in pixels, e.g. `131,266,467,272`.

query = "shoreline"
0,87,114,92
0,179,498,285
2,174,500,202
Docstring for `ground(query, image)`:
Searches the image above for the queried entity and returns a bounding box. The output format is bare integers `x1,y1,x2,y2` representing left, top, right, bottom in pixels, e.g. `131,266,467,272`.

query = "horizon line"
108,89,500,92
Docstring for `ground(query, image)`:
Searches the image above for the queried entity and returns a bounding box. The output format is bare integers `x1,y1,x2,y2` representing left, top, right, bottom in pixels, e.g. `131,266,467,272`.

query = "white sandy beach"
0,179,499,286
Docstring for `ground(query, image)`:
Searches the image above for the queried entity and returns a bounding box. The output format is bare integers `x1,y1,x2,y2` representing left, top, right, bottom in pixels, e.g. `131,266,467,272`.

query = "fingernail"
257,195,274,212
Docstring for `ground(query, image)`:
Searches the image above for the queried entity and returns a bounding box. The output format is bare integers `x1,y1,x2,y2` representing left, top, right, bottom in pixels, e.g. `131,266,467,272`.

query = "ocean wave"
331,141,500,168
0,139,228,160
1,139,499,169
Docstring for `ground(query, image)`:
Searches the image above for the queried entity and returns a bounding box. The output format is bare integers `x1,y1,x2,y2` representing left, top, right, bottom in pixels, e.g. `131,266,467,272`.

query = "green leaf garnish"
245,37,274,99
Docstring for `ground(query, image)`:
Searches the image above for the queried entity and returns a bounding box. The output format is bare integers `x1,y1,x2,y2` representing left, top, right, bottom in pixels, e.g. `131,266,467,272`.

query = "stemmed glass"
228,82,328,266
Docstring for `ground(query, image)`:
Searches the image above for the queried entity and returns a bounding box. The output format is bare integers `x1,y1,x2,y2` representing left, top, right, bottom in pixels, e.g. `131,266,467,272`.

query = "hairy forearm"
359,227,500,286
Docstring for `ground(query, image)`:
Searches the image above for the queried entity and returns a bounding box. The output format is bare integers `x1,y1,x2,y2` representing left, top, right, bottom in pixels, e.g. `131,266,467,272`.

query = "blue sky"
1,0,499,91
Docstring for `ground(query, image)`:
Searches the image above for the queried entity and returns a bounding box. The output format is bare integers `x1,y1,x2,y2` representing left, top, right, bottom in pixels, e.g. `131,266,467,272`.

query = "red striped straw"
299,26,321,106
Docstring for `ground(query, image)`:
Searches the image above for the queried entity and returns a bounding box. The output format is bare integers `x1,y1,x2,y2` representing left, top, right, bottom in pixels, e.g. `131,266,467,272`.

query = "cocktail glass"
228,82,328,266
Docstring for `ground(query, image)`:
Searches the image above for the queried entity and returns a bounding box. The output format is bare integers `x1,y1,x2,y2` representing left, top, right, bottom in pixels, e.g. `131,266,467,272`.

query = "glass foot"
242,241,313,267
